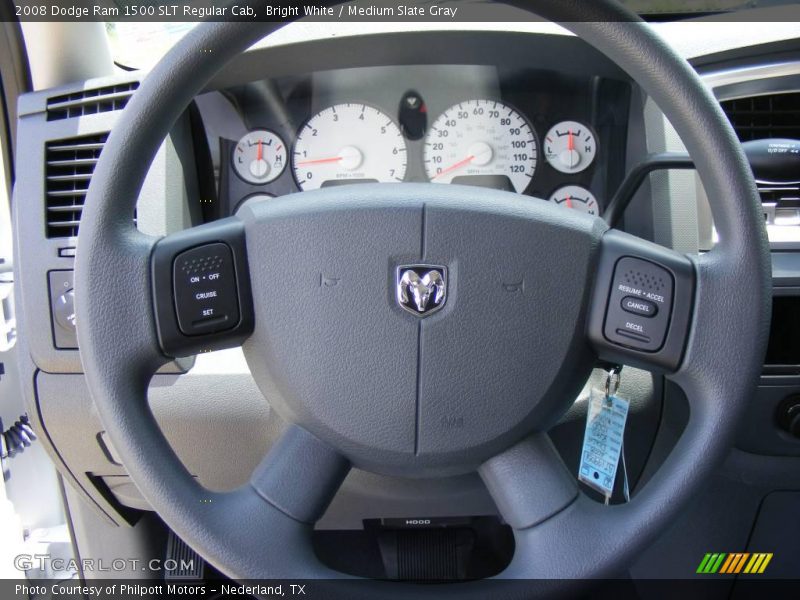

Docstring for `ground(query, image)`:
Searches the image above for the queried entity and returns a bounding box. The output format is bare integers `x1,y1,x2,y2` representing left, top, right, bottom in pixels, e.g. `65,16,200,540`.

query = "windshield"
105,0,799,69
106,22,195,69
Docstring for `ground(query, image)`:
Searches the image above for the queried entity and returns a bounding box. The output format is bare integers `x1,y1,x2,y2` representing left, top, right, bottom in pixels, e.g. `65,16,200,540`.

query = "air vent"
720,92,800,142
45,133,108,238
46,82,139,121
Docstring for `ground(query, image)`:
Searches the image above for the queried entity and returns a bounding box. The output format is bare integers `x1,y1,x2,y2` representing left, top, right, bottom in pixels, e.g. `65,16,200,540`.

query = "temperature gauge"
548,185,600,216
232,129,287,185
544,120,597,174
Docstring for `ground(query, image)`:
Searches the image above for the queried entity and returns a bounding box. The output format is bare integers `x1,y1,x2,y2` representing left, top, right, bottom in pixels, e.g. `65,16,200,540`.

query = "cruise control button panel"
173,243,240,336
152,218,254,357
604,257,673,352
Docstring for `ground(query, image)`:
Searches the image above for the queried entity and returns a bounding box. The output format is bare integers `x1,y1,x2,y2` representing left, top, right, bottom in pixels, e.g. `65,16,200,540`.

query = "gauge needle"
296,156,344,166
566,195,573,209
256,140,263,161
432,154,476,180
568,130,574,152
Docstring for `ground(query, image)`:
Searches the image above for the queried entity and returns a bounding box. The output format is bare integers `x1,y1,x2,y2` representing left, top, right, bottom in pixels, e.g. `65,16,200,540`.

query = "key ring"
605,365,622,399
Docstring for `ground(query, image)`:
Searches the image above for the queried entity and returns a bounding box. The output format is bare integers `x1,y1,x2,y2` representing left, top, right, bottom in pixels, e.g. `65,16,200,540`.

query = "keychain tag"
578,375,630,501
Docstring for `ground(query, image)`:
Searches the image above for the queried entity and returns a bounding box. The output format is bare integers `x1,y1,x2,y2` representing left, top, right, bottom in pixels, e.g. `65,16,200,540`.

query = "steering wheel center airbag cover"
239,183,604,476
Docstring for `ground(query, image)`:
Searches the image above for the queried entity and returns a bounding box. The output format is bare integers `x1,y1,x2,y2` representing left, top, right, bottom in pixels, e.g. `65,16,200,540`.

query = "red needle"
296,156,343,166
257,140,263,161
567,130,574,151
432,154,475,180
566,195,573,209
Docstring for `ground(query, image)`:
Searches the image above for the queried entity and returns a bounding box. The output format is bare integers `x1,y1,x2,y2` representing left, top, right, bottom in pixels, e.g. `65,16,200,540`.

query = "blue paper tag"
578,388,629,498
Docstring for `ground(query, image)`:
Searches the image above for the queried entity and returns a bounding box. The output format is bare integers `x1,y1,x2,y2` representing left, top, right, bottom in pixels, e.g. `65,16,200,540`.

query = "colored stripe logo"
696,552,773,574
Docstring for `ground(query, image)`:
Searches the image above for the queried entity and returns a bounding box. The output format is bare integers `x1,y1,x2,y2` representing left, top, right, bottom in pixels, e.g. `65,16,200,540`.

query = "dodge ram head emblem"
396,266,447,316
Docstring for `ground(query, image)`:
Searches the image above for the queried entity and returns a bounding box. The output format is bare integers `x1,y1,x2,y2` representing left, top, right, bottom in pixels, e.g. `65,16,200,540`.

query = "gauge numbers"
292,103,407,191
424,99,537,193
544,120,597,174
232,130,287,185
548,185,599,216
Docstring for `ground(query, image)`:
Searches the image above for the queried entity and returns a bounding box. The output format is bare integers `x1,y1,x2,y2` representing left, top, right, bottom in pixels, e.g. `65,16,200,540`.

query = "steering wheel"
75,0,770,594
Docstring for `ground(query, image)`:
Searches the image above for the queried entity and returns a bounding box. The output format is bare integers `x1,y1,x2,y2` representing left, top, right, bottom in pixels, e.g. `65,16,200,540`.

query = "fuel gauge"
548,185,599,216
232,129,287,185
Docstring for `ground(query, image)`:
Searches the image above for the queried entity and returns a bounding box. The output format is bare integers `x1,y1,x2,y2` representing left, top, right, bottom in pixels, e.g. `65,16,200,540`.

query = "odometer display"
424,99,537,193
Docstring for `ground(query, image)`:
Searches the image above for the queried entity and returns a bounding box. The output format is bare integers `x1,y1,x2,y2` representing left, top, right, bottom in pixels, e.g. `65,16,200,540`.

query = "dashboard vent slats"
46,82,139,121
720,91,800,228
45,133,108,238
720,92,800,142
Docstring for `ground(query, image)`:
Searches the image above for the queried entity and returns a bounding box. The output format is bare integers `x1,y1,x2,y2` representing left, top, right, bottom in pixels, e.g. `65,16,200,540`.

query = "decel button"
621,296,658,317
173,243,240,336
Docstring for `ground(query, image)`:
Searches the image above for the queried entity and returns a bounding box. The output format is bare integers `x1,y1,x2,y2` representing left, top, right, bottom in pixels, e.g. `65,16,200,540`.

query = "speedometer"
424,99,537,193
292,103,407,191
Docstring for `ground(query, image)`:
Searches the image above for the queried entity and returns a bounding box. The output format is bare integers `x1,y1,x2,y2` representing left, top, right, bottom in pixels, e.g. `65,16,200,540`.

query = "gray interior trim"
12,70,198,375
703,60,800,98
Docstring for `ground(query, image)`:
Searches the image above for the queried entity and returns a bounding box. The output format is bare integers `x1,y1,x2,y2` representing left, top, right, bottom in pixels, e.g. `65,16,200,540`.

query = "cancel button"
621,296,658,318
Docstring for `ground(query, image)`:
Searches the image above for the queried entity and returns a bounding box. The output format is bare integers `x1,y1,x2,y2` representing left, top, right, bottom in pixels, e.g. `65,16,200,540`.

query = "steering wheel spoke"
479,433,577,530
587,229,695,373
250,424,351,523
478,432,633,579
165,425,350,579
150,217,255,357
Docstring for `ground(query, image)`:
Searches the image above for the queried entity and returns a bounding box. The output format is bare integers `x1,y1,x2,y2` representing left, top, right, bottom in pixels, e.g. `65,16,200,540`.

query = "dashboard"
196,63,631,220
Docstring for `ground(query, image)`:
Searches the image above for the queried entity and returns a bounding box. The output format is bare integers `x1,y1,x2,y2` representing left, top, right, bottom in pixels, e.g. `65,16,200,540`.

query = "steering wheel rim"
75,0,770,593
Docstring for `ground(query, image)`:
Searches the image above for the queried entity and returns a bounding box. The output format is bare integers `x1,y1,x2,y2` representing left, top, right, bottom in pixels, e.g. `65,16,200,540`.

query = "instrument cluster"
230,100,600,215
214,66,625,220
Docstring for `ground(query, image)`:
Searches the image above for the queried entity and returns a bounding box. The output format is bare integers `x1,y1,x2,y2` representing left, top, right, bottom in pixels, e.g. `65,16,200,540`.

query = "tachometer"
292,103,407,191
424,99,537,193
